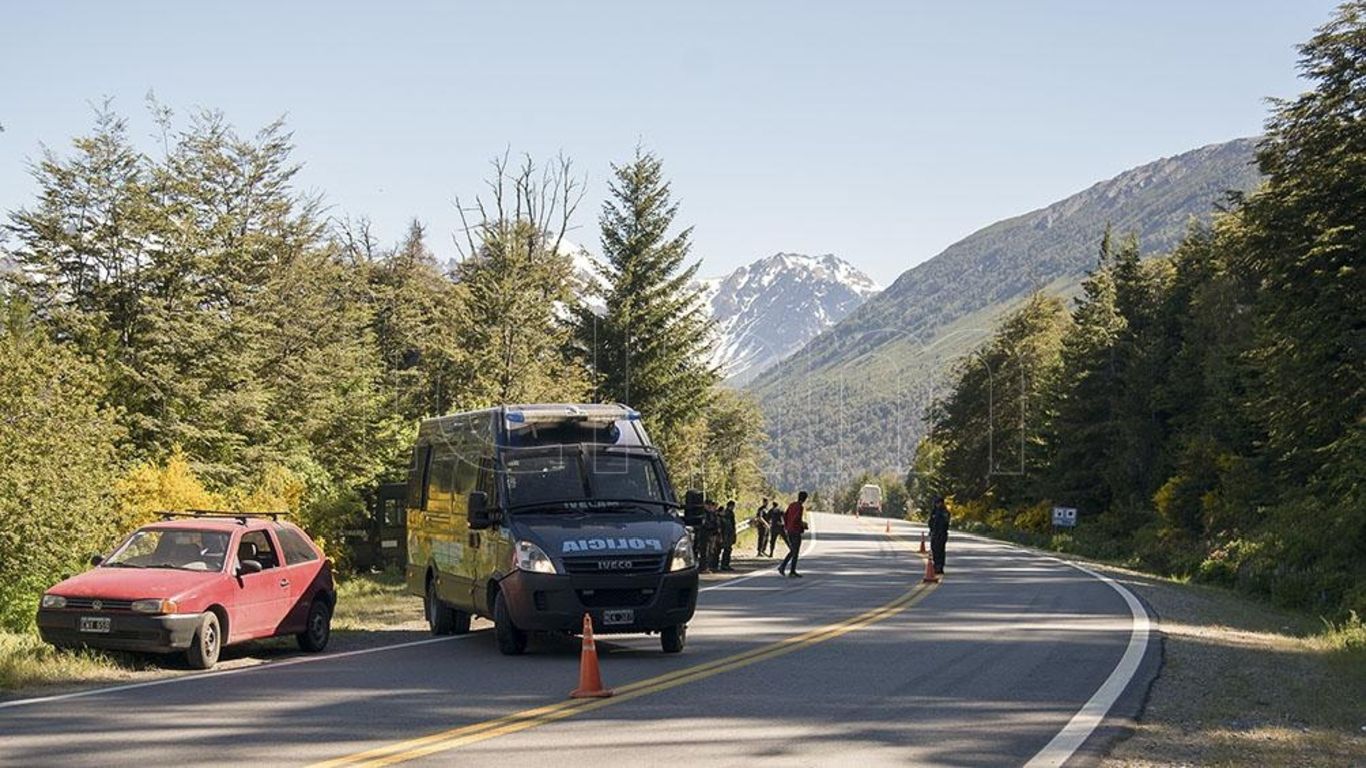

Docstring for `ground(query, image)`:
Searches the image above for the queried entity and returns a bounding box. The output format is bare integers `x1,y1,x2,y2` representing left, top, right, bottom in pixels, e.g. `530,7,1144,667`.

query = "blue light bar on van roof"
503,404,640,425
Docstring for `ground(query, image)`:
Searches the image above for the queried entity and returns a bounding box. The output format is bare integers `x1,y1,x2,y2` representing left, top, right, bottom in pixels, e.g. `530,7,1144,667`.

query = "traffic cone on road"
569,614,614,699
921,556,940,584
919,533,927,554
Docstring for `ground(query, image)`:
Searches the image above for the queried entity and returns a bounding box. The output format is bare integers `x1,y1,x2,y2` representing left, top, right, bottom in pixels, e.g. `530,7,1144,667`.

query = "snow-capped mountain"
569,245,879,384
698,253,880,384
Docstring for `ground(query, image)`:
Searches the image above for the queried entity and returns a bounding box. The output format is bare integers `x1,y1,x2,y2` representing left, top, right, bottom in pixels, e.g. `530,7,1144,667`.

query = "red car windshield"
104,529,231,571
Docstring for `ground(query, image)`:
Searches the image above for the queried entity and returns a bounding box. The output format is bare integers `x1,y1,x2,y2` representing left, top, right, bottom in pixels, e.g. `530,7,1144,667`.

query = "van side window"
408,445,431,510
427,452,457,514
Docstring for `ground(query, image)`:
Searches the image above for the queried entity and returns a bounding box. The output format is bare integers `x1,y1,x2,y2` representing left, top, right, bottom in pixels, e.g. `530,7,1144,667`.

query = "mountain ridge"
749,137,1263,489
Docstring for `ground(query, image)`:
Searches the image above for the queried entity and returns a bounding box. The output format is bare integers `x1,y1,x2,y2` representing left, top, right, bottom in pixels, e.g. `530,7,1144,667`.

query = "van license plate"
79,617,111,633
602,610,634,626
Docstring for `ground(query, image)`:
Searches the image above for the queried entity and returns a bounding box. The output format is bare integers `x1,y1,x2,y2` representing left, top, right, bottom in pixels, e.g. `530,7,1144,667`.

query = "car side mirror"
468,491,492,530
238,559,263,575
90,553,104,567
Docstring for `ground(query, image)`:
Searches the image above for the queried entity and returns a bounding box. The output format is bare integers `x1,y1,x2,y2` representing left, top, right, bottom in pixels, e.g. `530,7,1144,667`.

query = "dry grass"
331,568,425,632
1084,564,1366,767
0,630,161,691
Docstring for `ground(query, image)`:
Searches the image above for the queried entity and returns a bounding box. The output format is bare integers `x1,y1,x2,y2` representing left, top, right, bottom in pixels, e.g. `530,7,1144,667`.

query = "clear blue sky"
0,1,1340,284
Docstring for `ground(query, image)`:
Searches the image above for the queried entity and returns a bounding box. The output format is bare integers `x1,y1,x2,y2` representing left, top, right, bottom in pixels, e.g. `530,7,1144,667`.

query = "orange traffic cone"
570,614,614,699
884,519,891,534
922,556,940,584
919,533,927,554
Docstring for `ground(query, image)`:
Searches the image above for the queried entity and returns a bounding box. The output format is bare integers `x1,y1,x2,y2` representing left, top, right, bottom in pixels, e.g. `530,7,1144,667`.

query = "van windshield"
502,450,665,510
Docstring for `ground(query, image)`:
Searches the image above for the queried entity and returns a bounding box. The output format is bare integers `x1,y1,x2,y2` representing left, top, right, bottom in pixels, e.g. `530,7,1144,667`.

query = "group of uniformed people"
686,491,950,578
687,492,810,577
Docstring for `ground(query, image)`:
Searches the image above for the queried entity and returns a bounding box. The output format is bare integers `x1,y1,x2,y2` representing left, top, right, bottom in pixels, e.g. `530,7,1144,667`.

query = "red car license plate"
79,616,111,633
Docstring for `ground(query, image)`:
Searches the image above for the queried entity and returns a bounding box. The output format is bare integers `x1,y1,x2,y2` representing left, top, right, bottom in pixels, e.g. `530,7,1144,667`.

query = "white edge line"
0,633,472,711
1023,557,1152,768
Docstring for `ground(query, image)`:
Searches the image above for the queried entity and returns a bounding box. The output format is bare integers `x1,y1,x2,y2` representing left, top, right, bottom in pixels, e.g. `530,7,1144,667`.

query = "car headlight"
513,541,558,575
669,534,697,572
131,599,179,614
40,594,67,609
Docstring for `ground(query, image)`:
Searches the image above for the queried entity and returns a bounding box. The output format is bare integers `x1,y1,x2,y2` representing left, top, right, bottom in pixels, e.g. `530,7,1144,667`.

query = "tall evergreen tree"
1044,229,1128,514
574,148,718,457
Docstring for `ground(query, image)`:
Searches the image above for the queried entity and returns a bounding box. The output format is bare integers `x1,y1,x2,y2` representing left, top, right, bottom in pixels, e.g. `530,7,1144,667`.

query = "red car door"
231,529,293,640
276,525,325,633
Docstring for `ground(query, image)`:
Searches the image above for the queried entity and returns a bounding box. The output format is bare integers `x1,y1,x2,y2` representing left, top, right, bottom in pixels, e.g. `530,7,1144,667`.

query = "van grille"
577,589,654,608
562,555,665,575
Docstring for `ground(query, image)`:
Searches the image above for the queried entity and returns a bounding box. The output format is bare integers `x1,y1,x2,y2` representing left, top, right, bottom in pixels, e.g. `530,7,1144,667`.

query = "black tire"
426,578,455,636
493,591,527,655
186,612,221,670
661,623,686,654
451,606,472,635
297,597,332,652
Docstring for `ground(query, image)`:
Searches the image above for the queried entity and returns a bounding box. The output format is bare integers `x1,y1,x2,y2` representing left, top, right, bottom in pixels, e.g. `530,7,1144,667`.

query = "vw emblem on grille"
597,560,633,571
91,600,102,611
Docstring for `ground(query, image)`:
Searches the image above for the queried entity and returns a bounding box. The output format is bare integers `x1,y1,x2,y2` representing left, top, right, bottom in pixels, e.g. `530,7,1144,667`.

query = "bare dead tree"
453,150,585,262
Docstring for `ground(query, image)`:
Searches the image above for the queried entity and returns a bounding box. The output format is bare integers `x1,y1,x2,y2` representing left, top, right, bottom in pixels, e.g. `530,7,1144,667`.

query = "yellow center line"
313,522,936,767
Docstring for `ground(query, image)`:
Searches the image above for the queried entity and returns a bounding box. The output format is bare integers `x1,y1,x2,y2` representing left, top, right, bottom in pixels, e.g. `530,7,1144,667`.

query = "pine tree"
574,148,718,458
1045,230,1127,514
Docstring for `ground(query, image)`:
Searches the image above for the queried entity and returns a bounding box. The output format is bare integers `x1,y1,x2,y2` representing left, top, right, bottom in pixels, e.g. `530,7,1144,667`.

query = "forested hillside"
910,4,1365,619
750,138,1263,489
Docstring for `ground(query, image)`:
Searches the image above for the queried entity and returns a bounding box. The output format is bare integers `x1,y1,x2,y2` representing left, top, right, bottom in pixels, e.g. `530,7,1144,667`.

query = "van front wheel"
493,591,527,655
661,623,686,653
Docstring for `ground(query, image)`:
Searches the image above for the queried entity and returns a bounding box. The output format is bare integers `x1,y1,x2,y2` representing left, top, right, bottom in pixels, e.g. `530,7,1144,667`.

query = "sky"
0,1,1341,285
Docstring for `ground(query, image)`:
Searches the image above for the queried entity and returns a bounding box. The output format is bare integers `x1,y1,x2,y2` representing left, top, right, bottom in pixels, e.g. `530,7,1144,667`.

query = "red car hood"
50,567,221,601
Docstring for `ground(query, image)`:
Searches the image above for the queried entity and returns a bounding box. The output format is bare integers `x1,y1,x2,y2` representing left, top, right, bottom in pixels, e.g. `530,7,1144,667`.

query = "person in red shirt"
778,491,808,578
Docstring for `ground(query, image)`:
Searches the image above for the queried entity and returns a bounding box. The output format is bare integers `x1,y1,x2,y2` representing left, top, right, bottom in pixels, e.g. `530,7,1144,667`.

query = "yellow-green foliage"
115,448,226,529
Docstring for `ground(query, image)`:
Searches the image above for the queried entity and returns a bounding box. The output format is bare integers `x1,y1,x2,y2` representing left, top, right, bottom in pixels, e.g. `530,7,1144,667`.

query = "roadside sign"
1052,507,1078,528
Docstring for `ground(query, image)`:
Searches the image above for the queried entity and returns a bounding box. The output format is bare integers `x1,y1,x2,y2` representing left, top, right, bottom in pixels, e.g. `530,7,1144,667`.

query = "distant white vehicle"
857,484,882,515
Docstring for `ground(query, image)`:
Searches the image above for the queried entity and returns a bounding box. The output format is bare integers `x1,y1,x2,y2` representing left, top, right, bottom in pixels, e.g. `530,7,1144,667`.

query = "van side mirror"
237,559,263,575
468,491,492,530
90,553,104,567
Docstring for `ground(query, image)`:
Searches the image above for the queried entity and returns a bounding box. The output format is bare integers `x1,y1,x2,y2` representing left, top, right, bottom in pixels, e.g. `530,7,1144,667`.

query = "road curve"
0,513,1157,767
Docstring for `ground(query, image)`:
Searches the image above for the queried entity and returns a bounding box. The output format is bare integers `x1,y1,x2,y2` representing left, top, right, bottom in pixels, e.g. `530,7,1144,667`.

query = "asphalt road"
0,514,1157,767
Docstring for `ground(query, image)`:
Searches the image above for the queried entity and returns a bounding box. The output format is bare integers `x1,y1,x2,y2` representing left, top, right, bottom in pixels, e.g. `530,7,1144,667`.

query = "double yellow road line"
315,525,935,767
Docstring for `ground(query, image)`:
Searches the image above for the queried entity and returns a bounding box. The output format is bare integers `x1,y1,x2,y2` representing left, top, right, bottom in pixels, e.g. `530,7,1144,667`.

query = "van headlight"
40,594,67,609
513,541,558,575
668,534,696,572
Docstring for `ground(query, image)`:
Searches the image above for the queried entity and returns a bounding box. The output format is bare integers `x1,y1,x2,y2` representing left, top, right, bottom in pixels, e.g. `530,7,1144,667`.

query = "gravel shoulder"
1063,560,1366,767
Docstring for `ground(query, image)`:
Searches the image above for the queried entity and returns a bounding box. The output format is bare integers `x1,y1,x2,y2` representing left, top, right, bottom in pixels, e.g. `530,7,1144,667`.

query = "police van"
405,404,699,654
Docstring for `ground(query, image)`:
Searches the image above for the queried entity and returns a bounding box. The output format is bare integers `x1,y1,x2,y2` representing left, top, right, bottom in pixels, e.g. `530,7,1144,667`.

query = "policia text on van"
405,404,699,654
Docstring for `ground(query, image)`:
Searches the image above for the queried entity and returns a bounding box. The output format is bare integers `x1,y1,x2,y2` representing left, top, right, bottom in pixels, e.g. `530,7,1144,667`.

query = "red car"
36,514,336,669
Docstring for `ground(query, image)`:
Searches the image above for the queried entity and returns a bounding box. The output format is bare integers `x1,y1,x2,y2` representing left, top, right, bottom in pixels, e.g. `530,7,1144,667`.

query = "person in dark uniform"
779,491,808,578
718,500,738,571
765,501,784,557
754,497,770,556
694,497,717,572
928,496,950,574
700,498,721,572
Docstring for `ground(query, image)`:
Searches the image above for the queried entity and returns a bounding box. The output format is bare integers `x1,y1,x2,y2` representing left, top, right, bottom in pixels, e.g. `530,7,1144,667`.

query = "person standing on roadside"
765,501,784,556
754,497,770,556
778,491,808,578
928,496,950,575
697,498,719,573
718,500,738,571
